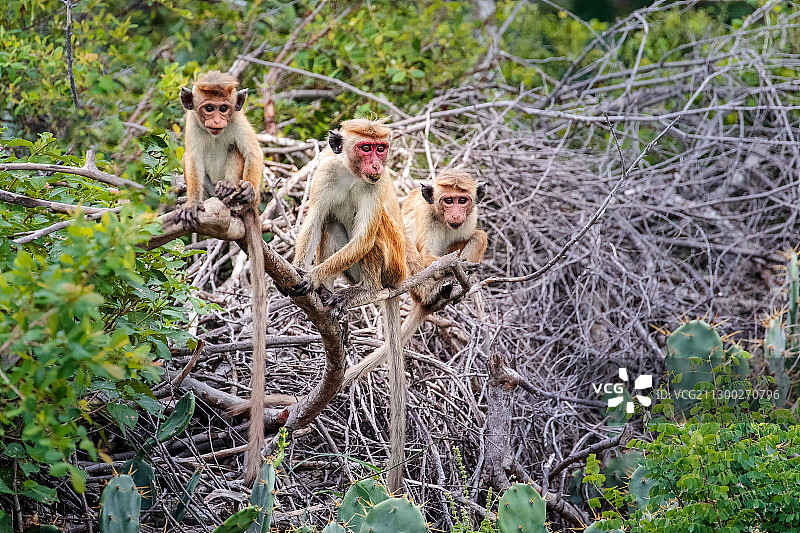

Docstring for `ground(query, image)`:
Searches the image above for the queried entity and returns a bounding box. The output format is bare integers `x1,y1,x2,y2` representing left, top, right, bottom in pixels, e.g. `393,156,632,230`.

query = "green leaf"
108,402,139,431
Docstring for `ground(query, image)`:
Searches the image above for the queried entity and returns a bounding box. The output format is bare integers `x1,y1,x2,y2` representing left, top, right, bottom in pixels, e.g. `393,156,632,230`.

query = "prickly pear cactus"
121,458,155,511
359,497,426,533
172,466,202,523
322,525,347,533
765,315,791,406
603,451,643,490
99,474,141,533
629,465,655,509
496,483,548,533
248,461,277,533
338,479,390,533
212,506,259,533
665,320,723,411
142,391,196,452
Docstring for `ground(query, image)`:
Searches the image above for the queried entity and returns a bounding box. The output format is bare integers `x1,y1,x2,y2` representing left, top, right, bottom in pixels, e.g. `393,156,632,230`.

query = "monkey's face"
350,140,389,183
438,192,474,229
196,98,235,136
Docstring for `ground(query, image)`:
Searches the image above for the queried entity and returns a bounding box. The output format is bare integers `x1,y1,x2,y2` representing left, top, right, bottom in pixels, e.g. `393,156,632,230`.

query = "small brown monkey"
343,169,487,386
404,169,487,268
179,71,268,485
292,118,409,492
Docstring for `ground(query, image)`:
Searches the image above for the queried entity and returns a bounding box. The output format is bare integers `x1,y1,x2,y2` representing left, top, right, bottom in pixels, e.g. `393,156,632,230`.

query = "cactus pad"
665,320,723,411
212,506,259,533
338,479,390,532
629,465,655,509
322,525,347,533
359,497,426,533
496,483,547,533
99,475,141,533
248,461,277,533
121,458,155,511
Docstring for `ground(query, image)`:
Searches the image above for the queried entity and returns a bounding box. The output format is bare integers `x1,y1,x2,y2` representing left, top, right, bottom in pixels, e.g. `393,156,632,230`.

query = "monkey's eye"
204,105,215,112
376,144,386,152
443,197,454,205
360,145,372,153
458,197,468,204
219,105,229,113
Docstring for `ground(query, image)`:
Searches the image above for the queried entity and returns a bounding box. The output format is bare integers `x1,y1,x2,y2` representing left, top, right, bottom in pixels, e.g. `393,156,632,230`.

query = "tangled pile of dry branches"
38,2,799,531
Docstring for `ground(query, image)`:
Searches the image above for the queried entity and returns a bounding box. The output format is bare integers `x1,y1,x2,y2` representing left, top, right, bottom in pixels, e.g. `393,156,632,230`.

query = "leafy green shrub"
0,205,203,503
583,324,800,533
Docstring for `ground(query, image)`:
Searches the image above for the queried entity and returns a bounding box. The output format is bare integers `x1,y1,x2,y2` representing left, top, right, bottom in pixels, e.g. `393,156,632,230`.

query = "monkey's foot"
174,203,205,230
319,287,360,320
228,182,256,209
213,181,238,205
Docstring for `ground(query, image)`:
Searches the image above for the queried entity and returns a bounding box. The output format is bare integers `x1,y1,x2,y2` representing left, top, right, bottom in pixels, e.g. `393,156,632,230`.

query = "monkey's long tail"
384,297,406,493
342,304,425,388
244,207,268,485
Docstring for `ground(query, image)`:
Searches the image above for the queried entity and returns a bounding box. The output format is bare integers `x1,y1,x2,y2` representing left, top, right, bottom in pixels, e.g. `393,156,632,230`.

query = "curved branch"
1,149,144,190
147,197,347,432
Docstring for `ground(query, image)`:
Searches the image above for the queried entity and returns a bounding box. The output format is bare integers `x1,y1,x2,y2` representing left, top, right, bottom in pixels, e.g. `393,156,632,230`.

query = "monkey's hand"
228,181,256,209
277,267,315,298
213,181,238,205
174,202,205,230
459,261,482,274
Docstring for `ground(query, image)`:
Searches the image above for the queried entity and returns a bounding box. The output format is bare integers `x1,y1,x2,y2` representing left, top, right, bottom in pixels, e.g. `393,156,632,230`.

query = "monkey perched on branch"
292,118,410,492
343,169,487,387
178,71,268,485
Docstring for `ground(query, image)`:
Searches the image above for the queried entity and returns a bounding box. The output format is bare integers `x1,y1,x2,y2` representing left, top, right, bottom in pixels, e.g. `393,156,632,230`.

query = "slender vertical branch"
62,0,81,109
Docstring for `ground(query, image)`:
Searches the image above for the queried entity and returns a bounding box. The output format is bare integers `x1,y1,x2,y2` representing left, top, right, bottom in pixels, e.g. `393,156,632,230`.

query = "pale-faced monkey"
292,118,409,492
178,71,268,485
343,169,487,388
404,169,487,267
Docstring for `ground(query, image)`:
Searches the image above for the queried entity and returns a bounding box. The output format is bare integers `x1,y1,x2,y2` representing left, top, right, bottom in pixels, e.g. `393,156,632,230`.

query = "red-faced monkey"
179,71,268,485
343,169,487,387
292,119,409,492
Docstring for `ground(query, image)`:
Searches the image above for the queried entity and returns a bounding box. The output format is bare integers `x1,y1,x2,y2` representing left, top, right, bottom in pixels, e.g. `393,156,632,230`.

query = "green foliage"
99,474,141,533
496,483,548,533
0,135,207,503
583,321,800,532
321,524,347,533
359,497,427,533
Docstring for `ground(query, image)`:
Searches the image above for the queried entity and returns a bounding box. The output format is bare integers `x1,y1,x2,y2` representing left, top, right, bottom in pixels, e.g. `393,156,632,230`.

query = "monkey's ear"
235,89,248,111
328,131,343,154
476,181,487,203
180,87,194,110
421,183,435,204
